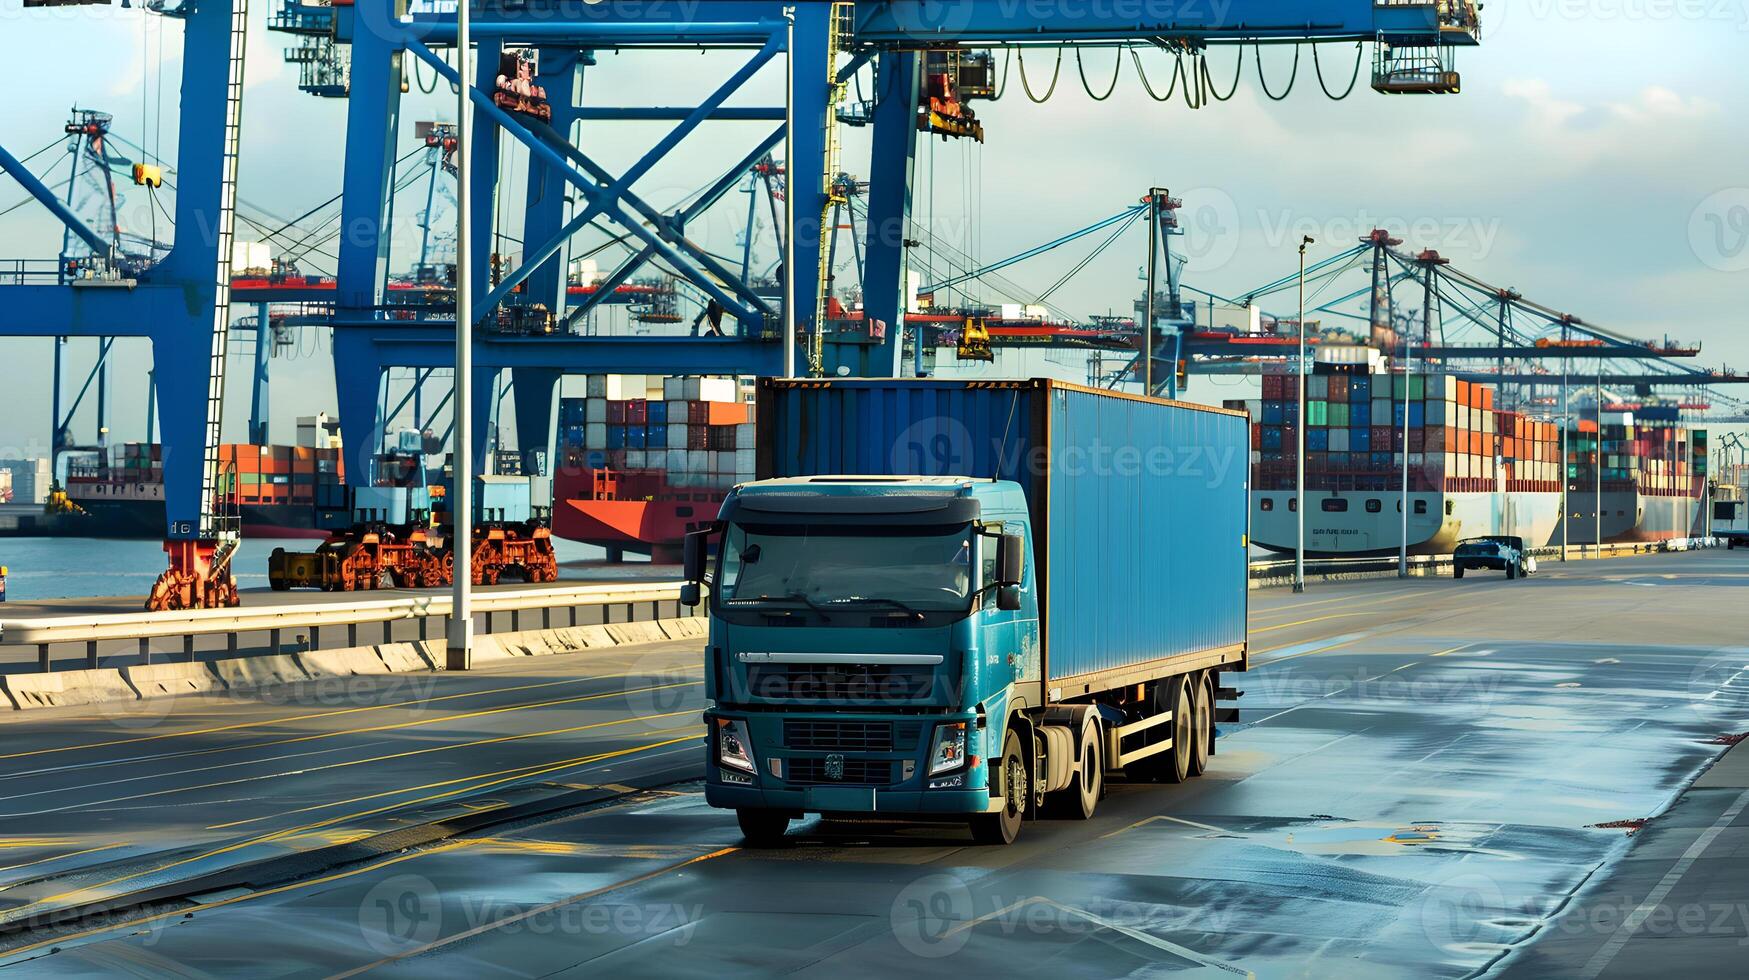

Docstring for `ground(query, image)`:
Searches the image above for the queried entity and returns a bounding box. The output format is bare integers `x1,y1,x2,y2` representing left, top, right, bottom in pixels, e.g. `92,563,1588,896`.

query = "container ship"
63,440,348,539
1243,351,1564,557
1559,405,1707,544
550,375,755,561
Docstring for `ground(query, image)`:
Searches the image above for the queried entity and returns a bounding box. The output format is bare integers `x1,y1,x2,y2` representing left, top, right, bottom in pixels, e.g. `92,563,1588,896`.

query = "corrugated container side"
758,379,1248,694
1043,387,1247,686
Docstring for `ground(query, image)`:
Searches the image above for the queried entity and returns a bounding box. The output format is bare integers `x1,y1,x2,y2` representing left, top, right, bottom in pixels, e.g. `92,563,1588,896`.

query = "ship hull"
551,495,720,560
1250,489,1564,557
1558,489,1703,544
62,496,339,540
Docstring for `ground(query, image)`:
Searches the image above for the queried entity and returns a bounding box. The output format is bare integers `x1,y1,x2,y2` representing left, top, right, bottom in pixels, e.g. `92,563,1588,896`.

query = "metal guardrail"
1248,538,1718,582
0,581,687,673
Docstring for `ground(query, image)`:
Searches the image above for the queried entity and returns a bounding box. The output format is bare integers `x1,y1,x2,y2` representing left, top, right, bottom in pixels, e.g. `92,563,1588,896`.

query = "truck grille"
785,757,895,786
784,720,921,752
748,663,935,701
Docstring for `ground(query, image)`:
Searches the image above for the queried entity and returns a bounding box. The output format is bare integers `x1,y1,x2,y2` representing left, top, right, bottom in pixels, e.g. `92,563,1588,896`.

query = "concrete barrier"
2,667,137,710
124,662,225,699
605,621,668,646
0,618,710,712
213,654,310,690
375,643,437,673
296,648,397,679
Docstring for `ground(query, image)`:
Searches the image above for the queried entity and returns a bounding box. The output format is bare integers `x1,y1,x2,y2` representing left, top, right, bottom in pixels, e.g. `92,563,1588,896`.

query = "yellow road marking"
1248,611,1370,635
205,721,701,830
7,708,699,822
327,844,741,977
1,678,703,787
1248,586,1421,619
6,733,701,919
0,841,473,964
0,666,701,764
0,842,126,877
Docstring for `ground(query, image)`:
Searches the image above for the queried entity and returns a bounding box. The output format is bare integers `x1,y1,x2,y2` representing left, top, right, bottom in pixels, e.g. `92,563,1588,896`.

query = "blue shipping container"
757,378,1249,689
1307,428,1329,451
648,401,669,424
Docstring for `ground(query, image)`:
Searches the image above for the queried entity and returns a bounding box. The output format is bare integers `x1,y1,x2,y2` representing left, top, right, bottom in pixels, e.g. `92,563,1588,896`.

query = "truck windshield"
717,521,975,612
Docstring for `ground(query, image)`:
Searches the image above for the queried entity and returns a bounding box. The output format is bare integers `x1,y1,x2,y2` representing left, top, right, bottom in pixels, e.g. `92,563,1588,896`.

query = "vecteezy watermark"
889,871,1245,960
1245,665,1506,715
886,416,1243,490
1689,189,1749,273
354,874,704,957
1257,210,1503,261
1420,870,1749,953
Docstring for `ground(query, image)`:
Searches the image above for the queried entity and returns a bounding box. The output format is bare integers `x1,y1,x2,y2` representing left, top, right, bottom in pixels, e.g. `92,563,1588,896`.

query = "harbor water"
0,537,664,603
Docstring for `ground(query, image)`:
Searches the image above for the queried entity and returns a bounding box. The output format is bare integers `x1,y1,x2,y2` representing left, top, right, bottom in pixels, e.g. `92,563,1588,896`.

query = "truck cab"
690,476,1037,844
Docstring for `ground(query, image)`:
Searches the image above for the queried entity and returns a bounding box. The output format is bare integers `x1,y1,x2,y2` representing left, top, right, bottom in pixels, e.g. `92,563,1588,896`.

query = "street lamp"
1295,235,1315,593
450,1,474,671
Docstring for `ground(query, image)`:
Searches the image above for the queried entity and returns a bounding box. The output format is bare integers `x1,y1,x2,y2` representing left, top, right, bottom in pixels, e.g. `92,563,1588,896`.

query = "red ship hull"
551,468,723,560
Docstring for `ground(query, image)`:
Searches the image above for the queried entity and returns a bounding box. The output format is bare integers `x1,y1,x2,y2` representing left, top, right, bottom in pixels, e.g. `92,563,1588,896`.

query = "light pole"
1294,235,1315,593
1560,348,1569,561
1594,370,1603,555
449,1,474,671
1145,188,1161,397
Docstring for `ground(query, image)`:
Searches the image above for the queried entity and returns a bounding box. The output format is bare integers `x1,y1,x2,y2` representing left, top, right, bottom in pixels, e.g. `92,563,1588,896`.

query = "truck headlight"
928,722,968,776
715,718,755,773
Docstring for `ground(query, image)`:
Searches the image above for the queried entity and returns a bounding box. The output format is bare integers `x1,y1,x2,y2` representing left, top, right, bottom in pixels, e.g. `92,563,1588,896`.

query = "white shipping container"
665,450,689,472
735,448,757,473
585,397,607,424
667,424,691,450
625,450,648,469
662,377,685,400
585,422,608,448
666,399,689,424
671,469,703,489
671,377,738,403
1000,303,1023,320
1330,428,1349,453
687,450,712,473
712,451,735,473
735,423,756,449
586,375,608,398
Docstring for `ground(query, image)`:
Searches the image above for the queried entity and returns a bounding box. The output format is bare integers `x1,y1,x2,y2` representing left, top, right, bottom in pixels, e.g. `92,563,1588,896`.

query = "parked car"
1454,536,1535,580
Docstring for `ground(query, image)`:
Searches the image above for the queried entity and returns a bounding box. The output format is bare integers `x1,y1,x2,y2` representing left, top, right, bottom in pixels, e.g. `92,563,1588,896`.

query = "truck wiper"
739,591,835,620
827,596,924,616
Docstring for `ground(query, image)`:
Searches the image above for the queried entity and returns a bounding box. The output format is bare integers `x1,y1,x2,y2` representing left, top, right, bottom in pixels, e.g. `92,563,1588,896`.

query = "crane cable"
1313,41,1366,100
1036,207,1146,303
1016,47,1062,103
1076,46,1123,101
1201,46,1243,102
1130,45,1183,102
1255,43,1301,101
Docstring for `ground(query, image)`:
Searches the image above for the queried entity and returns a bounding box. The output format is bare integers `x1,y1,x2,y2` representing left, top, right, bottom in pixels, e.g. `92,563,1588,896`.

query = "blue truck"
681,378,1250,844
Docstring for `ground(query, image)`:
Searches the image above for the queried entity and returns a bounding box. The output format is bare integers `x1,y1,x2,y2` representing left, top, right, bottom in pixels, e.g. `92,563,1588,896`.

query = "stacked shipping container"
555,376,756,491
1570,409,1707,498
1252,373,1563,494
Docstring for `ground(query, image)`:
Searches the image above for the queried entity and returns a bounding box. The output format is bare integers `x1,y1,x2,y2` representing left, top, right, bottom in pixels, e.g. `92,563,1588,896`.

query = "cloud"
1502,78,1588,129
1606,86,1717,124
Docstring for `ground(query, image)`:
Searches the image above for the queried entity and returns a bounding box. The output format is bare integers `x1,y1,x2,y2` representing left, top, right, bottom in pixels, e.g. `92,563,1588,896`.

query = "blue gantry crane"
0,0,1486,606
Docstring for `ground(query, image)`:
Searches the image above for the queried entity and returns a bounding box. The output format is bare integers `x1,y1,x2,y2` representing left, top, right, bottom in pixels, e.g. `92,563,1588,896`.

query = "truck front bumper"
703,708,995,817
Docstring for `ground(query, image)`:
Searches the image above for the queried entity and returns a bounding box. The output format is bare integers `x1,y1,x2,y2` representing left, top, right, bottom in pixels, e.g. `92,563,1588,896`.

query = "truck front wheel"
971,728,1026,845
735,809,790,847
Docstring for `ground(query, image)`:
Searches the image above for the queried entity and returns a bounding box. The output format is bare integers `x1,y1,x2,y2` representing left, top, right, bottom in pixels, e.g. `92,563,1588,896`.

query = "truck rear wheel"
735,809,790,847
1188,673,1213,777
971,728,1026,845
1454,566,1465,579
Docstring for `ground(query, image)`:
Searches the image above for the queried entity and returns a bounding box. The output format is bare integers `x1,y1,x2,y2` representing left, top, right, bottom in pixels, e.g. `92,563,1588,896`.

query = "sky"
2,0,1748,461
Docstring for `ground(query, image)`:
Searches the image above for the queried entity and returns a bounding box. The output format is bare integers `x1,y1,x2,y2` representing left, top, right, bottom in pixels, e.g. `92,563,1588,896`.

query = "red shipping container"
607,401,627,424
1329,376,1349,401
625,399,648,425
1251,426,1262,450
1263,375,1286,399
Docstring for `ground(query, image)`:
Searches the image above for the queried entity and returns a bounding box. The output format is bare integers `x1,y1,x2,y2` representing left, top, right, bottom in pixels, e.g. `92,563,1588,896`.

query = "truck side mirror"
996,584,1021,611
683,527,711,583
679,582,701,607
997,532,1025,586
